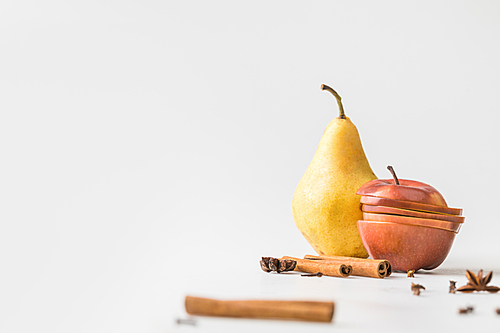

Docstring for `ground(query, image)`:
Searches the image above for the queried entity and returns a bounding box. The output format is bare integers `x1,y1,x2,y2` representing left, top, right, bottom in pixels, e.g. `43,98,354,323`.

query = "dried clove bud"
449,280,457,294
496,308,500,315
458,306,474,314
301,272,323,277
411,283,425,296
278,259,297,273
268,258,280,272
260,257,297,273
407,270,415,278
260,257,272,272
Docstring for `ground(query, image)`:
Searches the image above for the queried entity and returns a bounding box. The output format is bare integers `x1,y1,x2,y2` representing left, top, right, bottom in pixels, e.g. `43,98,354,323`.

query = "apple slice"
362,212,462,232
360,196,462,216
361,205,465,223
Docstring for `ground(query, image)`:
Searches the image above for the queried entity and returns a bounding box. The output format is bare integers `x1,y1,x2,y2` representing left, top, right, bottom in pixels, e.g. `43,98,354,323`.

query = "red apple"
357,220,456,271
360,196,462,216
361,204,465,223
362,212,462,232
357,166,447,206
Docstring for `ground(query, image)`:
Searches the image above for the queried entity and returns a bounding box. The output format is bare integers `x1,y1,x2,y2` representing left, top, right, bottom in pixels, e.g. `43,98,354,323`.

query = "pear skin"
292,85,377,258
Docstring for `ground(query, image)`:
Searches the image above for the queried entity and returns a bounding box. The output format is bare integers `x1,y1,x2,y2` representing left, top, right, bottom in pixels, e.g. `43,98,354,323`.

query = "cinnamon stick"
185,296,334,322
281,256,352,277
303,255,392,278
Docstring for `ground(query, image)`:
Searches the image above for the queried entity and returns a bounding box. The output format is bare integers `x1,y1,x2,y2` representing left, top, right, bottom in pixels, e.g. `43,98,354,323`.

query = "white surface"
169,266,500,333
1,1,500,332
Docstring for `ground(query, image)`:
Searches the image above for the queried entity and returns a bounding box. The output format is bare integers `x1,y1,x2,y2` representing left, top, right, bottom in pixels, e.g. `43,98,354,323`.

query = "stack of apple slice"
360,196,464,232
355,166,464,271
356,167,464,233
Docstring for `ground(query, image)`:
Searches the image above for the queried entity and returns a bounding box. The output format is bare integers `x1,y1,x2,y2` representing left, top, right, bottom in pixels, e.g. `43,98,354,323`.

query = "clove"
449,280,457,294
260,257,296,273
458,306,474,314
411,283,425,296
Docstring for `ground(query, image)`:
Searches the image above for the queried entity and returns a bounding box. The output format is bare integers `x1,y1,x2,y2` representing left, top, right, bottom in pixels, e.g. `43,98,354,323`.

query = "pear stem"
387,165,400,185
321,84,346,119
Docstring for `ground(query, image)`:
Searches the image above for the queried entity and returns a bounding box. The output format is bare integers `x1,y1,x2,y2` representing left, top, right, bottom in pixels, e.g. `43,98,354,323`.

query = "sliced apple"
361,204,465,223
362,212,462,232
360,196,463,216
357,220,457,272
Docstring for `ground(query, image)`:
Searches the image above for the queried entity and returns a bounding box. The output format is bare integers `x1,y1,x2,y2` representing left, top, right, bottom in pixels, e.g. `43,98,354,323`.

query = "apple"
360,196,462,216
357,220,456,271
356,166,463,272
357,166,447,206
361,204,465,223
362,212,462,232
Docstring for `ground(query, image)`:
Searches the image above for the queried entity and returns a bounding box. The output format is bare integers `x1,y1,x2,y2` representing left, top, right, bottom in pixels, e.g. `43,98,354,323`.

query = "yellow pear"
292,84,377,258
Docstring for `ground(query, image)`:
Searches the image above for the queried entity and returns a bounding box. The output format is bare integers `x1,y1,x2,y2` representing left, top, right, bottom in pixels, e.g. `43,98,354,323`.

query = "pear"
292,84,377,258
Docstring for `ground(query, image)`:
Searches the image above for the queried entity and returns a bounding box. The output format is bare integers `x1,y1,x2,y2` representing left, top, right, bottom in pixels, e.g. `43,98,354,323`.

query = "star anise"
456,270,500,293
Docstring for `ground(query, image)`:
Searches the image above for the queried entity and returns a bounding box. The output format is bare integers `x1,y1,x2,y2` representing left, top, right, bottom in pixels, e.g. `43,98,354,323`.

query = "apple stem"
321,84,346,119
387,165,400,185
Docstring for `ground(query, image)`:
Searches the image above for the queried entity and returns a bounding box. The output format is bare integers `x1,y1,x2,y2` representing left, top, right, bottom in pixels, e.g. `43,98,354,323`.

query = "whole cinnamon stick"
281,256,352,277
185,296,334,322
303,255,392,278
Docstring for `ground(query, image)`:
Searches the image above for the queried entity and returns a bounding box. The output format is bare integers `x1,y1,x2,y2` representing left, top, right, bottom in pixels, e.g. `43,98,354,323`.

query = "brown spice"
496,308,500,315
260,257,272,272
185,296,334,322
449,280,457,294
411,283,425,296
260,257,296,273
458,306,473,314
407,270,414,278
268,257,280,272
456,270,500,293
303,254,391,278
281,256,352,278
261,256,351,277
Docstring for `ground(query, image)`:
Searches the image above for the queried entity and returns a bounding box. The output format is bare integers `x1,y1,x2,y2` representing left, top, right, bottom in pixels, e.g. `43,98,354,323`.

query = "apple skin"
360,196,462,216
361,204,465,223
357,179,447,206
362,212,462,232
357,220,456,271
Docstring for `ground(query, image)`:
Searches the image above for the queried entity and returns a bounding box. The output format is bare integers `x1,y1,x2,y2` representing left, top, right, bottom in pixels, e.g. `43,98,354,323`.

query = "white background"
1,1,500,332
